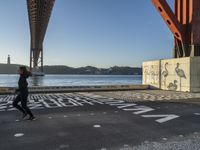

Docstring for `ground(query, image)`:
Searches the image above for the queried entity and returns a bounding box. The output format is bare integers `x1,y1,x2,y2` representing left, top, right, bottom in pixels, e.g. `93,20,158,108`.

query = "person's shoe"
22,113,27,120
27,116,36,121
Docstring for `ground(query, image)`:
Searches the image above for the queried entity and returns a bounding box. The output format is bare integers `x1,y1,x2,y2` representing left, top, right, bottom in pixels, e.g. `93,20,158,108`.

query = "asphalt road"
0,93,200,150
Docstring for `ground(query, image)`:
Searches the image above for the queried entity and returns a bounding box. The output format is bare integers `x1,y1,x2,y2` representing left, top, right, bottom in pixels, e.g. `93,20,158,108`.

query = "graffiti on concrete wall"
144,61,187,91
161,62,169,89
167,80,178,91
175,63,186,91
165,63,186,91
143,64,159,86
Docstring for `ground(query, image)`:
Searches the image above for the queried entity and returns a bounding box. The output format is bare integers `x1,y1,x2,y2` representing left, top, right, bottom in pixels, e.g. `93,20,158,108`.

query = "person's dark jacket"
16,74,29,93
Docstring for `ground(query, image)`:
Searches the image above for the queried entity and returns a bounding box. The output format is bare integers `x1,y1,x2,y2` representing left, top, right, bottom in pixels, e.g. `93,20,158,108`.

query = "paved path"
0,92,200,150
92,90,200,102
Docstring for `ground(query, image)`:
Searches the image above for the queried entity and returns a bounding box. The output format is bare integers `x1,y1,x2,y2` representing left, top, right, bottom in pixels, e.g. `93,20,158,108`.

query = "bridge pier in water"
30,48,44,75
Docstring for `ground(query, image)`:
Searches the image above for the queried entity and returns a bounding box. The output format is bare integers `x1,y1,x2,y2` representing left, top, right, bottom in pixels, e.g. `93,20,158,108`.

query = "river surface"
0,74,142,87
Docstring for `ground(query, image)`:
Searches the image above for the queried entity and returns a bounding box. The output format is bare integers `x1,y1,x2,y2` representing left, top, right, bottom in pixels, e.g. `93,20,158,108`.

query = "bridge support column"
151,0,200,58
143,1,200,92
30,48,44,76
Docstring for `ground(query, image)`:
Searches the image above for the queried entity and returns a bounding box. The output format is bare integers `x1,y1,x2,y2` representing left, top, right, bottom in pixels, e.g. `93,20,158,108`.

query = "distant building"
7,55,11,64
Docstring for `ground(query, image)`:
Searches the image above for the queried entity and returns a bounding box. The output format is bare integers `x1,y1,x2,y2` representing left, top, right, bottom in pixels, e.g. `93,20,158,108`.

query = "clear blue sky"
0,0,174,68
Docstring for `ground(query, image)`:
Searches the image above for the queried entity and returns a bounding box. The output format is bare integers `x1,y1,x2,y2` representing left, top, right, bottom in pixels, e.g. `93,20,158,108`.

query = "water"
0,74,142,87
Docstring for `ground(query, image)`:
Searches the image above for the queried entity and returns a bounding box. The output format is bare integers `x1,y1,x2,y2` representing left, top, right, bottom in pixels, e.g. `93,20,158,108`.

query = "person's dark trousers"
13,92,33,117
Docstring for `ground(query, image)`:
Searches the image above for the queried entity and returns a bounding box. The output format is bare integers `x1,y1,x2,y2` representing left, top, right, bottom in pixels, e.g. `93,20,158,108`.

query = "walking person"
13,66,36,120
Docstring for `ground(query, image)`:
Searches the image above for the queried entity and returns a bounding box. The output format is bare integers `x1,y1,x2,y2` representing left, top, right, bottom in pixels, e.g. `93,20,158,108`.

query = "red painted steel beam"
151,0,184,41
175,0,192,44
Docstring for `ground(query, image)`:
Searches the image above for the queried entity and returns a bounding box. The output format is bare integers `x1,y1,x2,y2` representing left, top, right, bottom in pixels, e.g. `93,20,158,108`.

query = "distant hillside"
43,65,142,75
0,64,142,75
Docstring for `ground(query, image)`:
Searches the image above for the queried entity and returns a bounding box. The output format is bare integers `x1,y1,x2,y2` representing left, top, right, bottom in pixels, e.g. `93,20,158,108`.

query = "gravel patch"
117,132,200,150
91,90,200,103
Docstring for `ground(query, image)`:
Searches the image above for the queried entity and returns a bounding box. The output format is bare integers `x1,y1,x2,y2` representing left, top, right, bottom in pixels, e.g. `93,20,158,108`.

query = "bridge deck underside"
27,0,55,69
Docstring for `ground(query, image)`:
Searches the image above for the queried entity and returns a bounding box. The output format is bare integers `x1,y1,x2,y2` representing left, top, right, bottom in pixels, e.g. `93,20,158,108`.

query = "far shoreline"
0,74,142,75
0,64,142,75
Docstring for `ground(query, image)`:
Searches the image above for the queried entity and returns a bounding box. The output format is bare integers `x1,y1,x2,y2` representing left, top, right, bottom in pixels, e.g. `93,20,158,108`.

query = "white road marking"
194,113,200,116
67,98,83,106
59,144,69,148
93,125,101,128
0,93,181,124
123,106,154,114
14,133,24,137
162,138,167,141
86,98,104,105
104,100,125,104
124,144,129,147
117,103,137,109
0,104,7,110
141,115,179,123
75,99,94,106
28,103,43,110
